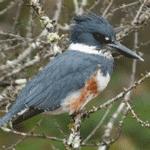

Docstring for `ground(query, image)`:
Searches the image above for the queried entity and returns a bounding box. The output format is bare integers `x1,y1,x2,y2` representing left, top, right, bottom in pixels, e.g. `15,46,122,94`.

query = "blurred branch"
132,0,147,25
105,1,140,18
98,102,125,150
0,54,40,83
26,6,33,39
89,0,101,11
0,0,5,3
57,23,70,31
53,118,68,138
0,0,17,16
102,0,113,18
73,0,88,15
0,31,30,42
140,39,150,46
53,0,62,22
117,1,150,40
82,104,113,144
2,43,22,51
11,1,23,34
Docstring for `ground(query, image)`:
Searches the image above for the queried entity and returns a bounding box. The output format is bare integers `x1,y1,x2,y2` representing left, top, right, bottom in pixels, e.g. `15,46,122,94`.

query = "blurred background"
0,0,150,149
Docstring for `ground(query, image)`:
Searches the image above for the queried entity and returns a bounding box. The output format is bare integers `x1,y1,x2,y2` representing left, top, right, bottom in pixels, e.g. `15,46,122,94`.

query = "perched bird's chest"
61,51,114,114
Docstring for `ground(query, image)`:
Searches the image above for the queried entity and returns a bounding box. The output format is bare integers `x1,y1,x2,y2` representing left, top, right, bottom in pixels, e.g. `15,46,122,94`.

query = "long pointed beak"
107,41,144,61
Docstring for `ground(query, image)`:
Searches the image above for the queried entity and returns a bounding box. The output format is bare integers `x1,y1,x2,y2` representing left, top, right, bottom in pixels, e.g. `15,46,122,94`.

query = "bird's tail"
0,103,27,127
0,107,44,128
0,113,13,127
0,110,18,127
12,107,44,126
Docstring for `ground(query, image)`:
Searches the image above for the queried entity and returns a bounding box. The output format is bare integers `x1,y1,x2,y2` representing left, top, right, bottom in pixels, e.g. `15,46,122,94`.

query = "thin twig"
102,0,113,18
124,99,150,128
89,0,101,11
53,118,67,138
132,0,146,25
82,104,113,144
1,126,64,142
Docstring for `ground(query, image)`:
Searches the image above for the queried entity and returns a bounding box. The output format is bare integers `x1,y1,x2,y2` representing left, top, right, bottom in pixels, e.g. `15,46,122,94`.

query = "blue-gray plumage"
0,13,143,127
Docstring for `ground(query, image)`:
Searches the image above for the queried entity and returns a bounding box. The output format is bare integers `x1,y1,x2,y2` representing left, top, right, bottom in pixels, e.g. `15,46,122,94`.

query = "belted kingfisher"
0,13,143,127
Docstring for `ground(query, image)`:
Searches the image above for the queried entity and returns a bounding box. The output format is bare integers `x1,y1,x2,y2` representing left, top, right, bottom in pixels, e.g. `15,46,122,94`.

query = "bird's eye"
105,37,109,41
93,33,111,44
93,33,105,42
105,37,112,43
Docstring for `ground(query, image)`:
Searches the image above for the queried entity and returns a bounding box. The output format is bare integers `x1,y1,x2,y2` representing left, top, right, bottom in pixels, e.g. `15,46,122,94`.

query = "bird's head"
70,13,144,61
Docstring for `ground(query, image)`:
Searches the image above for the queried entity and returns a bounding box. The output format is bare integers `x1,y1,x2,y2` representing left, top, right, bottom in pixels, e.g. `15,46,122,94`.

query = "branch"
81,72,150,118
53,0,62,22
124,99,150,128
1,126,64,142
68,114,82,149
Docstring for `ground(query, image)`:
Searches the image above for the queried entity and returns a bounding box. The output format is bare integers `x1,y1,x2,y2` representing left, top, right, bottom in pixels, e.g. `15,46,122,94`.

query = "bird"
0,13,144,127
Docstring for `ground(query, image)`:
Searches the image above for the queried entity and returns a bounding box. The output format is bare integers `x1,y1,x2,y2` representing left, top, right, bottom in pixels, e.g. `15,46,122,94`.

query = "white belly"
96,70,111,92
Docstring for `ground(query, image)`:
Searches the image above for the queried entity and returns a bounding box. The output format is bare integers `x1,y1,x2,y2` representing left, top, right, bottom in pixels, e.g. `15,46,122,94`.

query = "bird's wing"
24,50,99,111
